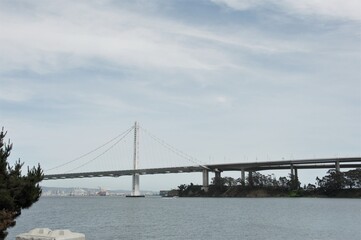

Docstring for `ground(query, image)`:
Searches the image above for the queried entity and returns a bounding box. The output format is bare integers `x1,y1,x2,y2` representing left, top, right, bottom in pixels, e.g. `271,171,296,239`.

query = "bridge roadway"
44,157,361,180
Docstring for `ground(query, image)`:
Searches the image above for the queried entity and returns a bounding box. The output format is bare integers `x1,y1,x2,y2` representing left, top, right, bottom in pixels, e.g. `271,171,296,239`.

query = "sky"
0,0,360,191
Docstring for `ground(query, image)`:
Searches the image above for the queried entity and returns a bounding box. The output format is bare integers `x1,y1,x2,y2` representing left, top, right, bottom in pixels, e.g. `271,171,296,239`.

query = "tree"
278,176,288,189
344,169,361,189
0,128,43,239
288,173,300,190
223,177,237,187
316,169,345,195
211,176,226,187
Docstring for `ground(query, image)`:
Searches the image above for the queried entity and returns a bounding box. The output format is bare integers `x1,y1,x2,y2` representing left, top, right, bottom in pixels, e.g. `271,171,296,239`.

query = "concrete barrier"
16,228,85,240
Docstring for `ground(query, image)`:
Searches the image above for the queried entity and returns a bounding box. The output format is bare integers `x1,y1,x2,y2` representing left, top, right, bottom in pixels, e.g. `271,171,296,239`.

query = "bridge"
44,122,361,196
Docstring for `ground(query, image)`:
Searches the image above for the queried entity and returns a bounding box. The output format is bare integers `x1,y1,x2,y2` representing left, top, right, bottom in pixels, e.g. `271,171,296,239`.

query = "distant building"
96,187,109,196
70,188,87,196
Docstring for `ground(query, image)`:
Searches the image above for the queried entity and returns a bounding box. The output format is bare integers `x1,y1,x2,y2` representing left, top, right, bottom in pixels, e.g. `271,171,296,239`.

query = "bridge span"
43,122,361,195
44,157,361,192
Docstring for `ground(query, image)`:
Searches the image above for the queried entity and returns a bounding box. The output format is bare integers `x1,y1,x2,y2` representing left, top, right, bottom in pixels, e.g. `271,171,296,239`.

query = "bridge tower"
127,121,145,197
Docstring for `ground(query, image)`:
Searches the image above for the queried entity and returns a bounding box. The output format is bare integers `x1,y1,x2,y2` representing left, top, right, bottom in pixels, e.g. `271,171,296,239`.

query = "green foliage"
344,169,361,189
245,173,280,188
316,169,344,194
0,128,43,239
288,174,301,191
316,169,361,195
288,190,302,197
177,168,361,198
211,176,227,187
177,183,203,197
241,172,300,190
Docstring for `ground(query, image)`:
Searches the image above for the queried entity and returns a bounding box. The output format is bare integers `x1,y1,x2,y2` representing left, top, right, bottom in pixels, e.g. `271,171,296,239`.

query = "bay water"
7,197,361,240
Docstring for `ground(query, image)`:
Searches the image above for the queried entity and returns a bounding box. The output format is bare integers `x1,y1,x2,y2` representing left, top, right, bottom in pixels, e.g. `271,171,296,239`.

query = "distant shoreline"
175,186,361,198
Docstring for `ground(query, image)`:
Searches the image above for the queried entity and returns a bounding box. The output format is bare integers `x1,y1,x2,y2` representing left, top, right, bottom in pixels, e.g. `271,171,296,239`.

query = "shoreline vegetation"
172,169,361,198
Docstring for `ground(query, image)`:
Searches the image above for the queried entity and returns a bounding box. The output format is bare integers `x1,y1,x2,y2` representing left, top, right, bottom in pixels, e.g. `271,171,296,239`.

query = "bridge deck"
44,157,361,180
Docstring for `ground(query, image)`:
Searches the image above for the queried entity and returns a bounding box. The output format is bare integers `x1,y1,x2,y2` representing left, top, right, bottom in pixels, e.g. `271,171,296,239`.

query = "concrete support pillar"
132,173,140,196
290,164,299,190
241,168,245,186
131,121,141,196
213,170,222,187
248,171,253,187
202,169,209,192
290,164,294,180
335,161,340,172
215,171,221,180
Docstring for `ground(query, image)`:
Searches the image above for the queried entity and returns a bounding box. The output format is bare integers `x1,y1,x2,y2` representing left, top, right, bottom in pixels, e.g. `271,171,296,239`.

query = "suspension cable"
46,126,134,172
65,127,133,173
140,126,207,167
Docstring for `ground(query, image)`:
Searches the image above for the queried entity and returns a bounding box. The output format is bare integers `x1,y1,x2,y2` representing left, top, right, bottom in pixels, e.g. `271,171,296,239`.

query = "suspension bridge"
44,122,361,197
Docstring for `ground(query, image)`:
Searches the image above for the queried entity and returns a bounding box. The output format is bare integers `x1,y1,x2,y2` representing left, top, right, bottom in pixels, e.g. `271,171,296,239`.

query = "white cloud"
211,0,361,21
0,84,34,102
216,96,228,104
211,0,263,11
0,2,224,73
0,0,310,75
282,0,361,21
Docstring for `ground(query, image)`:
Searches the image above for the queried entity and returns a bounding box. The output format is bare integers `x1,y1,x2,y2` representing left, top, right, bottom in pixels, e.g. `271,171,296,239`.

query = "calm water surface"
7,197,361,240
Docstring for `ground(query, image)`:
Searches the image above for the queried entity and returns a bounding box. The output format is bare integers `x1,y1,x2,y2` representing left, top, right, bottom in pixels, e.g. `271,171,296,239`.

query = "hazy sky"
1,0,360,191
